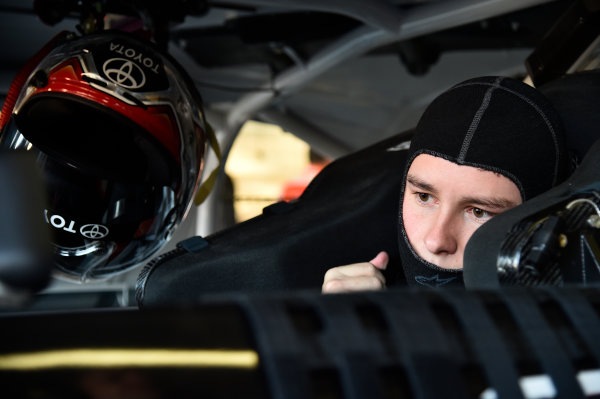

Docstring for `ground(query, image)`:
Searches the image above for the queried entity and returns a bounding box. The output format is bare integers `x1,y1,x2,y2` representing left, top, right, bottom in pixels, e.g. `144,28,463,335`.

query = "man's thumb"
369,251,389,270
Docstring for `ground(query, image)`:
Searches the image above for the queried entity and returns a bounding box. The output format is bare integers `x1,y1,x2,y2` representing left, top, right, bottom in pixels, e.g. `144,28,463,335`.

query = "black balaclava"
398,76,569,288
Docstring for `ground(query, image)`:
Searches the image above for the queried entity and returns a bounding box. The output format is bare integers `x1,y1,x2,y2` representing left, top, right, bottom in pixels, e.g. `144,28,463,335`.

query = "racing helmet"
0,30,207,282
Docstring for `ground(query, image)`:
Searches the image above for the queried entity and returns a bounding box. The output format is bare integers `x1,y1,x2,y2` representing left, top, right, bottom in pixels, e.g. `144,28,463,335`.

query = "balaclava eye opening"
398,76,569,288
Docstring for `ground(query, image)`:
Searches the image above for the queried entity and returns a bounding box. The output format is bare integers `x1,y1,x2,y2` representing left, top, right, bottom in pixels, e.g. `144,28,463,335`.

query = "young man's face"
402,153,522,269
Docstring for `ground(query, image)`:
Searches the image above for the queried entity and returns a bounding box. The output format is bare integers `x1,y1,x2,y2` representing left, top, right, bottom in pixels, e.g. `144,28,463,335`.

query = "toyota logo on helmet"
103,58,146,89
0,30,208,282
80,224,110,240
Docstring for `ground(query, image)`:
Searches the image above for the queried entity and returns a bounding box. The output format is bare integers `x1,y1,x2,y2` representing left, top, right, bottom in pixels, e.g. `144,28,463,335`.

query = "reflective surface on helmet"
0,119,178,282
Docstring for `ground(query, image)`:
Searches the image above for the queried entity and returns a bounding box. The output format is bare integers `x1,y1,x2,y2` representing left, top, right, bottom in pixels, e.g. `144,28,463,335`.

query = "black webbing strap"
501,289,585,398
440,290,525,398
241,296,313,399
316,296,387,399
238,289,597,398
546,287,600,368
372,291,469,399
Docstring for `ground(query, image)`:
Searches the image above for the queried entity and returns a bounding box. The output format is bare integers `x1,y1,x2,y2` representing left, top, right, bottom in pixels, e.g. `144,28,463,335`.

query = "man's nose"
424,211,458,255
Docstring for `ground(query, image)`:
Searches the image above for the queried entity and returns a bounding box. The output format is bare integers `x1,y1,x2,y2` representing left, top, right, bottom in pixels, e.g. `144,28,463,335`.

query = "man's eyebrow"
406,174,437,193
460,195,519,209
407,174,519,209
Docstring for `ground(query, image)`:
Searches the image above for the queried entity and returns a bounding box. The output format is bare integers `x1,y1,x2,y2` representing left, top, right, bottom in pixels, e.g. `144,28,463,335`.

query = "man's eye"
417,193,431,202
472,207,492,219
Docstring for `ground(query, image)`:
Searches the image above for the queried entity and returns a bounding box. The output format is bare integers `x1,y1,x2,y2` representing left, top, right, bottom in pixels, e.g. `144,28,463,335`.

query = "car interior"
0,1,599,398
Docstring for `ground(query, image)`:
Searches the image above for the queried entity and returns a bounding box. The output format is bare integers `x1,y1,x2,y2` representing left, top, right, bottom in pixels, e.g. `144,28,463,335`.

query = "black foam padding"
137,133,410,306
540,70,600,165
0,151,52,293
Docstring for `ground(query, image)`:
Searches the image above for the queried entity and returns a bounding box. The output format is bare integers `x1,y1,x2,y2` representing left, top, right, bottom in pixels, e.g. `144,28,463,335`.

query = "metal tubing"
208,0,405,32
225,0,552,129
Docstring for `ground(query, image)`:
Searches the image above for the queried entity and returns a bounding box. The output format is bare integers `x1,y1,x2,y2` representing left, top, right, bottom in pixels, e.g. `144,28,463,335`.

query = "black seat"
137,132,411,307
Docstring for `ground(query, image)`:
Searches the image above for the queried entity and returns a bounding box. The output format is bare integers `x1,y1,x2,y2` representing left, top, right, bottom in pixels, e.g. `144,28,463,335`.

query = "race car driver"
322,76,570,291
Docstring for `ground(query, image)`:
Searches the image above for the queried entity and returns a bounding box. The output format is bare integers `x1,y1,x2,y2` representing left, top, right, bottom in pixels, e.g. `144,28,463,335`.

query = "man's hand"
322,251,389,293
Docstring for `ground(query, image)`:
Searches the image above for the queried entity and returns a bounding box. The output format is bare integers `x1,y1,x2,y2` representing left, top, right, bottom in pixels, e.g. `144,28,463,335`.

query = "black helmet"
0,30,207,282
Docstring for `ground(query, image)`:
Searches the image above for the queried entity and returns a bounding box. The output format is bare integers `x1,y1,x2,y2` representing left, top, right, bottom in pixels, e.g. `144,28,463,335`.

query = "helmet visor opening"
15,94,179,187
